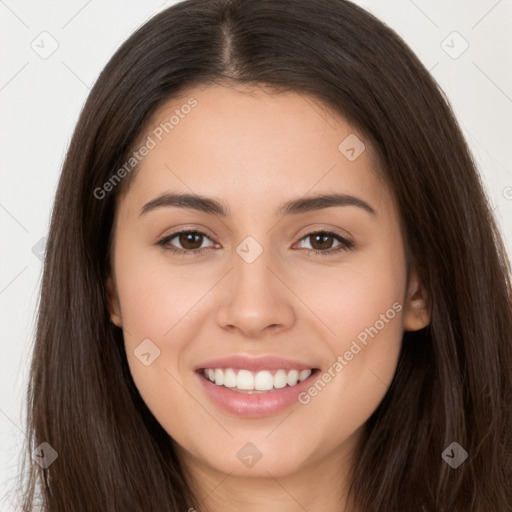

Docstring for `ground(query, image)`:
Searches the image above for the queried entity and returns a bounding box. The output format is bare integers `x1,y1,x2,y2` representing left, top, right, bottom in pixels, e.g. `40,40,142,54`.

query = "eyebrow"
139,192,376,218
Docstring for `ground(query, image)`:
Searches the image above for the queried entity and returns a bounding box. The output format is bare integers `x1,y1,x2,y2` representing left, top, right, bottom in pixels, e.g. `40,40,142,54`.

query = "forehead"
119,84,392,219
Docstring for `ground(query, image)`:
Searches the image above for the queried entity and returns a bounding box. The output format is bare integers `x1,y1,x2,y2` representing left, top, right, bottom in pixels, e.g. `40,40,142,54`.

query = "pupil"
181,232,201,249
313,234,331,250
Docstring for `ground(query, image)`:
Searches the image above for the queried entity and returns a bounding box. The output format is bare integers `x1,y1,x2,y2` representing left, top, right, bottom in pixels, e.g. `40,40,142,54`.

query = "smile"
201,367,315,393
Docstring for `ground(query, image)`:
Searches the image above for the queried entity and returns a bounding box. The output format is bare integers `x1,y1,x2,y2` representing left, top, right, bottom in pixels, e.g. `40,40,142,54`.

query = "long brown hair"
19,0,512,510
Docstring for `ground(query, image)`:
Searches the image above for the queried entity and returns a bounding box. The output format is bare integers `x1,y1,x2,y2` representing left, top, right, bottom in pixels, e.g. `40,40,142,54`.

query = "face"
106,84,429,484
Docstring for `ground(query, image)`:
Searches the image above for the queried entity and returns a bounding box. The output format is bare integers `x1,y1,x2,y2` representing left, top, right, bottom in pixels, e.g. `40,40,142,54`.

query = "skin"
106,83,430,512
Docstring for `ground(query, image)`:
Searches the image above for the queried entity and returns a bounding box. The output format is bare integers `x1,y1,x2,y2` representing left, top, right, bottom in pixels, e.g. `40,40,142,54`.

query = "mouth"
194,354,322,416
195,365,321,417
196,367,321,393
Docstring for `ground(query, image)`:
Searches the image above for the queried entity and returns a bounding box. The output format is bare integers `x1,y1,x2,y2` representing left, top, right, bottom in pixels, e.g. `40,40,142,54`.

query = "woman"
19,0,512,510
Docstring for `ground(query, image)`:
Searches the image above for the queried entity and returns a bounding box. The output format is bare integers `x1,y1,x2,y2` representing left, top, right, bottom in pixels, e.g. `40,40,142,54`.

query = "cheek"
298,309,403,454
114,239,205,337
294,240,406,438
294,236,406,357
327,269,404,346
112,243,200,411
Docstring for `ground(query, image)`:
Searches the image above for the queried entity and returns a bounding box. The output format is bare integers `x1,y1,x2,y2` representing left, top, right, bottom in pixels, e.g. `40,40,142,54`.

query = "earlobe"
403,267,430,332
106,276,122,327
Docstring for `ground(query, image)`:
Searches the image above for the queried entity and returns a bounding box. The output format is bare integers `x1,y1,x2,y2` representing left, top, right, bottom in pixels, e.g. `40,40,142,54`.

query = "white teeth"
273,369,288,389
202,367,315,391
287,369,299,386
237,369,254,390
214,368,224,386
299,369,312,382
254,371,274,391
223,368,237,387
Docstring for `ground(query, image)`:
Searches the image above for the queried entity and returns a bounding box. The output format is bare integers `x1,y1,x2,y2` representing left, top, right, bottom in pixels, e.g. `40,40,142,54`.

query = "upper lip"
195,354,319,372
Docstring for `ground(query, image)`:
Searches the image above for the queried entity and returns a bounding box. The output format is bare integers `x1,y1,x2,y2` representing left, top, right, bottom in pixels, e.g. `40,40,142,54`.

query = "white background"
1,1,511,509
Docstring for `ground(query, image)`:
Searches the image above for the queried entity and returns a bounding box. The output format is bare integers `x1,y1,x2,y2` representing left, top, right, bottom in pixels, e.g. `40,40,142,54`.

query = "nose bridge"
216,234,294,336
232,235,278,301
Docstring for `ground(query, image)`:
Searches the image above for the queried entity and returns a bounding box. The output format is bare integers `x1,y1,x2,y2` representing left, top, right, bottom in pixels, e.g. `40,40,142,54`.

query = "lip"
194,354,320,418
196,368,320,417
194,354,317,372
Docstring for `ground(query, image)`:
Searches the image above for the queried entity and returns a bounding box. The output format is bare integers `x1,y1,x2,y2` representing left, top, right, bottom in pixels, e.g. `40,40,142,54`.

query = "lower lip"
196,370,319,417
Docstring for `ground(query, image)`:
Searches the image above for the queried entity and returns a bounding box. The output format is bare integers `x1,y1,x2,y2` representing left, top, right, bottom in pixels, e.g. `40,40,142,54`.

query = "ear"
106,275,122,327
403,266,430,331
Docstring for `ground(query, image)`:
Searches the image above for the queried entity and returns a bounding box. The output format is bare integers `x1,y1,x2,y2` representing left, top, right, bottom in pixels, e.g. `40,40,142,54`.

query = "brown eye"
308,233,336,251
297,230,353,256
176,231,205,250
157,230,215,255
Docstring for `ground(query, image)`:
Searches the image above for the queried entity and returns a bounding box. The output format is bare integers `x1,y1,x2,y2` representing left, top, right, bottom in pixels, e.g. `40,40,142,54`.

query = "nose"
216,245,295,338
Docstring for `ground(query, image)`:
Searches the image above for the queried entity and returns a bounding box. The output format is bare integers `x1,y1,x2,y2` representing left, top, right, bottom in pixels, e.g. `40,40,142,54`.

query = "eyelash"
156,229,354,257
